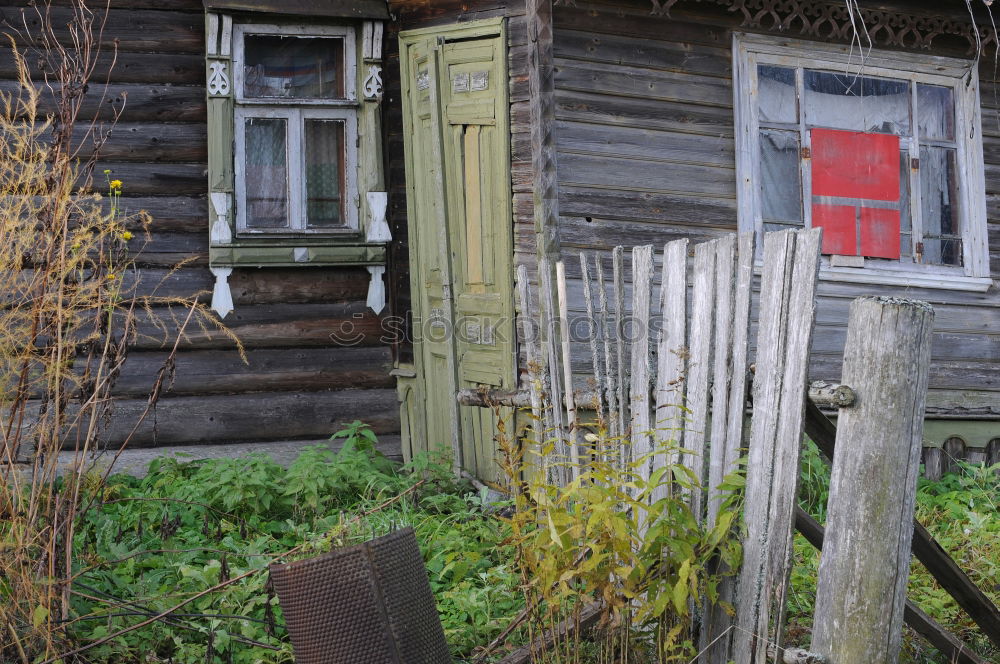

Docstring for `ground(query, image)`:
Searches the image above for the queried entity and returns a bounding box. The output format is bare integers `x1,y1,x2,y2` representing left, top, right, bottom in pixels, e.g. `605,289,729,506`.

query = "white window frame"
234,107,359,233
733,33,991,292
233,23,360,234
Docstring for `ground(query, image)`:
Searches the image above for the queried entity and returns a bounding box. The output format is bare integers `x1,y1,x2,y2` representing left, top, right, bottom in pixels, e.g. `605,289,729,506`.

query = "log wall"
1,0,400,455
550,0,1000,422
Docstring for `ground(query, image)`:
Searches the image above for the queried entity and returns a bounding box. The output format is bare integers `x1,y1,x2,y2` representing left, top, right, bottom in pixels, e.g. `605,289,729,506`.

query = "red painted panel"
811,129,900,202
812,204,857,255
860,207,901,259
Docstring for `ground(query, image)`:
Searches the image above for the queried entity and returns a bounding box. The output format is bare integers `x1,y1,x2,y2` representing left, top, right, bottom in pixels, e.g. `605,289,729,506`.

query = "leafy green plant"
494,409,745,664
60,423,521,664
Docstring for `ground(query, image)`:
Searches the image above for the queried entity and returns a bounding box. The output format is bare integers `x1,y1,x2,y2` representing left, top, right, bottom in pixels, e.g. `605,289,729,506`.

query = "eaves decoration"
647,0,994,54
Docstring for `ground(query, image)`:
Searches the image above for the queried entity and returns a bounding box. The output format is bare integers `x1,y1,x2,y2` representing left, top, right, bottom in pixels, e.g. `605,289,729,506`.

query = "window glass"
919,145,962,265
804,70,910,135
758,65,797,124
245,117,289,228
244,35,344,99
305,120,345,227
759,129,802,227
917,84,955,141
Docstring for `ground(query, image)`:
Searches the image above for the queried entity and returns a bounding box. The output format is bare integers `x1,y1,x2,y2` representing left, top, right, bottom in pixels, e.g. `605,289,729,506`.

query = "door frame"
398,18,515,472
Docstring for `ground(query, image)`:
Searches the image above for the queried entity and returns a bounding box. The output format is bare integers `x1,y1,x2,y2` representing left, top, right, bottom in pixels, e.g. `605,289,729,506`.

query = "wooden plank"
579,252,605,420
794,506,990,664
516,264,545,454
556,120,734,167
554,59,733,108
612,246,628,443
733,228,822,664
803,402,1000,650
540,257,567,484
555,89,735,138
596,254,618,435
685,239,716,523
556,260,580,478
705,234,736,527
653,238,687,501
553,28,732,78
558,152,735,198
110,347,393,397
67,389,399,448
0,81,206,122
629,245,654,496
811,296,935,662
0,47,205,85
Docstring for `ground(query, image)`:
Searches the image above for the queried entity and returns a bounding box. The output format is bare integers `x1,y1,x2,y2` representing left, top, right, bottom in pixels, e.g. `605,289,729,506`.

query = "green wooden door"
400,20,513,481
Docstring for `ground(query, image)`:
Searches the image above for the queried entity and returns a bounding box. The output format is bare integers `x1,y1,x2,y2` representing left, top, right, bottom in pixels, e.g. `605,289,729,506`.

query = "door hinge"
911,157,920,170
800,146,811,159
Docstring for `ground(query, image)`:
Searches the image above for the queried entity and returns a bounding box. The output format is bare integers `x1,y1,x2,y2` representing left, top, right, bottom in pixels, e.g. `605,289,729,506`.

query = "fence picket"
733,228,822,664
515,265,545,471
556,261,580,479
686,240,717,524
612,247,629,449
654,239,688,503
595,256,617,438
580,252,605,422
539,257,567,485
630,245,655,493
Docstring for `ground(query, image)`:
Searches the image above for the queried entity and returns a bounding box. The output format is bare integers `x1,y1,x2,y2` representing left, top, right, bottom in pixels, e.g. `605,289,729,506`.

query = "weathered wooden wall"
1,0,400,454
550,0,1000,422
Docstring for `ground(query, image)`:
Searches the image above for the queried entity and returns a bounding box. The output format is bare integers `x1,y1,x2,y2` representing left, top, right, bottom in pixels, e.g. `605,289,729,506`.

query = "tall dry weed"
0,3,238,661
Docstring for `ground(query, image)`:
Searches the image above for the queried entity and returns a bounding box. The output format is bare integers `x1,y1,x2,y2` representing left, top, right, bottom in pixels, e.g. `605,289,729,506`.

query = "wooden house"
6,0,997,474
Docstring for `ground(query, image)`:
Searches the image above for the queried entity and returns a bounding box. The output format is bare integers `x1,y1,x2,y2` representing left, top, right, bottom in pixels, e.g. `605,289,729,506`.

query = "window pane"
804,70,910,136
244,35,344,99
919,145,962,266
917,84,955,141
245,117,288,229
305,120,345,228
758,65,797,124
760,129,802,224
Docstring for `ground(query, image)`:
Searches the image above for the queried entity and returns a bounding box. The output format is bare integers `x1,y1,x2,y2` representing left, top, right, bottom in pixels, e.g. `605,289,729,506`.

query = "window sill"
818,265,993,292
210,242,386,267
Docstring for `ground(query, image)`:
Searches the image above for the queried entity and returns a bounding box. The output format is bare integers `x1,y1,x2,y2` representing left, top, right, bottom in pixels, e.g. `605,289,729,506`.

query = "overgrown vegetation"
790,440,1000,663
61,424,520,664
492,409,746,664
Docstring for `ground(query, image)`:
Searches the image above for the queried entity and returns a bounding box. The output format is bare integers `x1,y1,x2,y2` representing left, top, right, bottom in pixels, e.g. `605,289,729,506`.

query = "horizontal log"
554,27,731,78
2,5,203,53
557,118,734,167
0,46,204,85
555,58,733,108
0,81,205,122
456,381,855,409
555,89,734,136
131,302,388,350
74,388,400,448
88,161,206,196
111,346,393,397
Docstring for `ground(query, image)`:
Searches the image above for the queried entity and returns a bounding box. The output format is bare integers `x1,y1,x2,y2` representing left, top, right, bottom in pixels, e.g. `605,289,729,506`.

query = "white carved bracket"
363,65,383,101
209,192,232,244
366,265,386,314
208,61,231,96
365,191,391,243
210,266,234,318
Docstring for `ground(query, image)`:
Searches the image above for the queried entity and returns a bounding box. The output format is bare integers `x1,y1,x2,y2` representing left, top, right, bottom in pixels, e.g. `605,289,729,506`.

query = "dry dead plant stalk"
0,2,240,661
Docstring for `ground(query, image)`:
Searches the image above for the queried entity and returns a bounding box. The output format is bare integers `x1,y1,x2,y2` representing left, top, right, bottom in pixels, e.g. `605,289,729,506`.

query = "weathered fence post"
811,296,935,663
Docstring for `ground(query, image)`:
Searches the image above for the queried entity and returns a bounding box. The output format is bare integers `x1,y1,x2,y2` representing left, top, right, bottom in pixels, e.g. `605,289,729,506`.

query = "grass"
61,424,522,664
788,439,1000,663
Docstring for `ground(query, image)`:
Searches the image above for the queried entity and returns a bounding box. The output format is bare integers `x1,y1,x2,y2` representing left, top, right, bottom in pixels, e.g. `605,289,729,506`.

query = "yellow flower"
110,179,123,189
121,231,133,241
107,273,117,280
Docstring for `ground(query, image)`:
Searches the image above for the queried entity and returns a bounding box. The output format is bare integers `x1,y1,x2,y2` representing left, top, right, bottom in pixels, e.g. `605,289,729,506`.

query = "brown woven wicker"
269,526,452,664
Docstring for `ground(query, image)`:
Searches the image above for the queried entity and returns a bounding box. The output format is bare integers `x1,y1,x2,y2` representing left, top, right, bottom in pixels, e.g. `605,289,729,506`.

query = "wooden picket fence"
462,228,1000,664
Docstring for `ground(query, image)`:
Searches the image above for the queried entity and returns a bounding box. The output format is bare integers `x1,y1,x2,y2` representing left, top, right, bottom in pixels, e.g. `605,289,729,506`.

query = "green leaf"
32,604,49,628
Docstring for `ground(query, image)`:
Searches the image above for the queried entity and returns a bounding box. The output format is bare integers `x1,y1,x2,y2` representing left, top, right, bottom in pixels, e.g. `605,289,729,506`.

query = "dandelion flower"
121,231,133,241
110,179,123,189
107,273,117,280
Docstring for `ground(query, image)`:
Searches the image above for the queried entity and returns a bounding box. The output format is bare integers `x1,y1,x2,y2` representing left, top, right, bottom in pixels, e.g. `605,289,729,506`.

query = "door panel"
400,22,513,481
